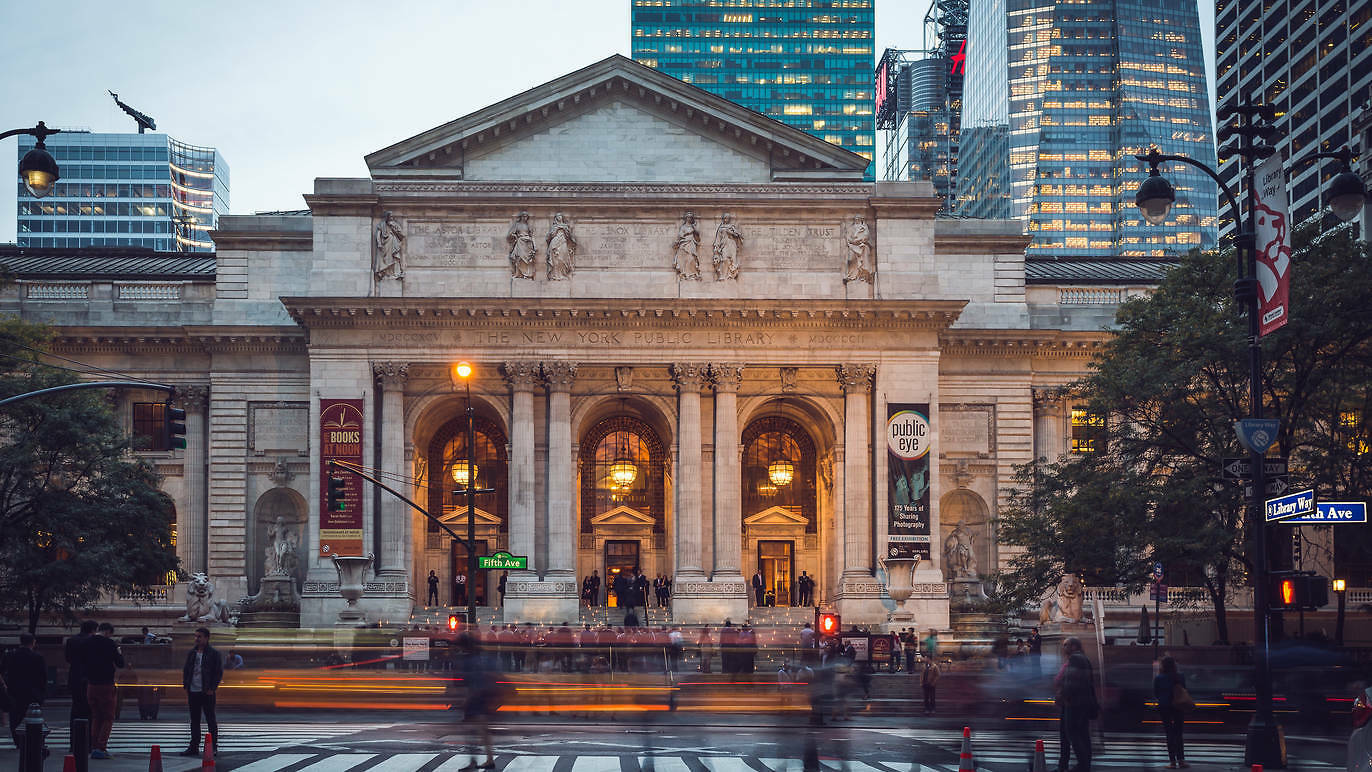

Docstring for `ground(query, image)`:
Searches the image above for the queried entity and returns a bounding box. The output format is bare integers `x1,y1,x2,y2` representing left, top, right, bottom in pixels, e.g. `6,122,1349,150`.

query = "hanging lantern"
608,431,638,488
451,460,477,488
768,458,795,486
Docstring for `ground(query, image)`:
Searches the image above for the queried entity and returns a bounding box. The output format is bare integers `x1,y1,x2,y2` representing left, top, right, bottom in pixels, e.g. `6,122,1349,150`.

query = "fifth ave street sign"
1283,502,1368,525
1265,488,1316,522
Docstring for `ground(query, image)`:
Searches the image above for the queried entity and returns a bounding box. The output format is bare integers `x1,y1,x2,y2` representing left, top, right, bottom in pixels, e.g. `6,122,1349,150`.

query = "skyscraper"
631,0,876,178
16,131,229,252
956,0,1217,257
1215,0,1371,236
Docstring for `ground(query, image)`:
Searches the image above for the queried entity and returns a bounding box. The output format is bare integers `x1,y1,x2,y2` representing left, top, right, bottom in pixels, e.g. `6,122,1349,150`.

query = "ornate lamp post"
452,361,478,630
1134,99,1366,767
2,122,62,198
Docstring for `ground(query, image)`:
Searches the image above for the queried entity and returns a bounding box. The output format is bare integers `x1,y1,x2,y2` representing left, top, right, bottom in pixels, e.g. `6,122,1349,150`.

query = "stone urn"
332,553,373,626
881,555,921,622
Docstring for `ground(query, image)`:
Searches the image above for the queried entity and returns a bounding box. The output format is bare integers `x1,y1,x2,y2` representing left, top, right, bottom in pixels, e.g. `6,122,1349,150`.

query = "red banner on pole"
1253,154,1292,337
319,398,364,557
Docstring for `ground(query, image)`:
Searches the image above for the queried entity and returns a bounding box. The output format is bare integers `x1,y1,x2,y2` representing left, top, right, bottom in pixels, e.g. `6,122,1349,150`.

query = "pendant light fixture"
607,400,638,489
767,390,795,486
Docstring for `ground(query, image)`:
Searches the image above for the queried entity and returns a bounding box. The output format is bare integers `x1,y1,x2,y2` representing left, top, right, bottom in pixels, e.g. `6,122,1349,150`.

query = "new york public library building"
0,56,1152,632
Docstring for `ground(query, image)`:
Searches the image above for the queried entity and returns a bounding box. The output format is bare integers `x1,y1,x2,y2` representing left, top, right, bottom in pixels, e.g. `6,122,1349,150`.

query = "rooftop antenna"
108,91,156,133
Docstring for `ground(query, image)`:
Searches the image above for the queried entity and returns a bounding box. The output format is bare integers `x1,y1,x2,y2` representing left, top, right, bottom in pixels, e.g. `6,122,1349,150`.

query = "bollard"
71,718,89,772
20,704,46,772
1251,767,1262,772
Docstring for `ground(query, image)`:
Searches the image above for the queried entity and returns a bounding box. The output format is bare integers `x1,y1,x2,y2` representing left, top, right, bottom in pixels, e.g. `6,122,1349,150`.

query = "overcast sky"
0,1,1214,245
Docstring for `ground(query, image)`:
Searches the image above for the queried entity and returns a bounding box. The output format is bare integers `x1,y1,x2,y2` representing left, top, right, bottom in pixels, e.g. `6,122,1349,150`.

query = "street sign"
477,551,528,570
402,636,430,661
1243,476,1290,498
1284,501,1367,525
1236,419,1280,455
1222,457,1288,480
1152,562,1164,580
1149,582,1168,602
1265,488,1316,522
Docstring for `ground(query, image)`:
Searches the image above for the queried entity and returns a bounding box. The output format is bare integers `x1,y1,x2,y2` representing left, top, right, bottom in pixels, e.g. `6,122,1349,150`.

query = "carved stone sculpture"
712,212,742,280
264,516,300,578
373,211,406,281
674,211,701,280
1040,573,1090,624
844,215,874,284
546,212,576,280
942,520,978,580
179,572,231,623
507,210,537,279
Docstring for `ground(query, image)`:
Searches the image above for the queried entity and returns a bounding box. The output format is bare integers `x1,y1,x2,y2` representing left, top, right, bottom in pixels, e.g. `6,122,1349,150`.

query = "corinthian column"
837,363,876,579
502,361,540,575
372,362,409,580
710,363,744,579
174,385,210,575
542,361,578,580
672,363,709,578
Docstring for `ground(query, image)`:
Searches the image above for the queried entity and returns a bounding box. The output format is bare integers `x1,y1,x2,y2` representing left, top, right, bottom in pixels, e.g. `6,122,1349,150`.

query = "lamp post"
1334,578,1347,646
2,122,62,198
1134,98,1367,768
453,361,478,631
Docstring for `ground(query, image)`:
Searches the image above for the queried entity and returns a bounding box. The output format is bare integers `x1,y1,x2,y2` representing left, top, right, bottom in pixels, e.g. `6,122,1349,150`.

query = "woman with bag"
1153,655,1191,768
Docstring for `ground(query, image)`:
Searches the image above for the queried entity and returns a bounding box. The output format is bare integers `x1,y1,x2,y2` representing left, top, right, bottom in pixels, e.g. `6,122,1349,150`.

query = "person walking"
64,620,97,750
752,569,765,606
458,634,497,770
179,627,224,758
613,571,632,619
1054,637,1098,772
633,570,650,616
1154,655,1189,768
1029,627,1043,674
82,622,124,759
697,626,713,673
427,570,440,606
920,656,941,715
497,571,508,609
3,633,47,751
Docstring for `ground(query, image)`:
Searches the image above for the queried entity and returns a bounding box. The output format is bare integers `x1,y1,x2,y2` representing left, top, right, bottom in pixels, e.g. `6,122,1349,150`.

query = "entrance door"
451,539,489,606
604,540,640,608
758,540,795,606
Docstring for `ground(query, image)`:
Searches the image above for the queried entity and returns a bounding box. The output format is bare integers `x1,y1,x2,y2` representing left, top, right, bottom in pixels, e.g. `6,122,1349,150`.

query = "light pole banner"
886,403,932,559
1253,153,1292,337
319,398,365,557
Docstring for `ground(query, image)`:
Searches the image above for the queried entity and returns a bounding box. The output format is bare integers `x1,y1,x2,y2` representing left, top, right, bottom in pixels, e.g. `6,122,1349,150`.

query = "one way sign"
1222,457,1288,480
1244,477,1290,498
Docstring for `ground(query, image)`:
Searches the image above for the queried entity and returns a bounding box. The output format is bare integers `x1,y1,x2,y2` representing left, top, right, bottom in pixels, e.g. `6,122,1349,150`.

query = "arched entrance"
579,414,667,606
423,415,508,606
741,412,818,607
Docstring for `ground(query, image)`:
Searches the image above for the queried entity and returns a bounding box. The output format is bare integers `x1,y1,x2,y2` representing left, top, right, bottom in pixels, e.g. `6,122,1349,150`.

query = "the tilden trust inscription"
364,329,859,348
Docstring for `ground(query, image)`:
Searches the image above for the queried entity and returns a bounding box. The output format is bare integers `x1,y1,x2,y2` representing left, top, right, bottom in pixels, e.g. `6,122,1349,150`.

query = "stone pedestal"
501,577,579,624
672,578,749,624
1040,622,1100,673
238,575,302,629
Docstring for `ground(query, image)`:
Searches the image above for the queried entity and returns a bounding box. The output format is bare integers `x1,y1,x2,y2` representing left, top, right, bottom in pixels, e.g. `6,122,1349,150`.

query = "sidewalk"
0,747,210,772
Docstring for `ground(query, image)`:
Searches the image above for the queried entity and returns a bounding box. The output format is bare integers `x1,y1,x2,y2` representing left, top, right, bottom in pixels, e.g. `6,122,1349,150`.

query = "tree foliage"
0,319,179,632
998,225,1372,642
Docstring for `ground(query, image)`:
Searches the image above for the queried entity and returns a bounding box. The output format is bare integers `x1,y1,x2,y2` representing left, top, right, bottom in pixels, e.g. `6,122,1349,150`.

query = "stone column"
672,363,709,578
837,364,877,583
542,361,578,580
710,363,744,579
372,363,409,582
174,385,210,575
502,361,540,573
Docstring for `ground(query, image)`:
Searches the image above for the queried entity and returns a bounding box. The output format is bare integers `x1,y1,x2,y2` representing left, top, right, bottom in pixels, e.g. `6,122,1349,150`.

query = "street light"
2,122,62,198
1334,578,1348,647
1134,99,1367,768
451,360,478,631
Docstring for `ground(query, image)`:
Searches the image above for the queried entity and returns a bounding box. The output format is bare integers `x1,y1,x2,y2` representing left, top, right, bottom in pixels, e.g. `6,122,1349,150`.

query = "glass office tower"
631,0,876,179
956,0,1216,257
16,132,230,252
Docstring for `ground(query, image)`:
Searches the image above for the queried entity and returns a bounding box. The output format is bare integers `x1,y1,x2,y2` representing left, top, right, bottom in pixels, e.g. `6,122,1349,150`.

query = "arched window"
426,416,508,535
579,416,666,533
742,415,817,533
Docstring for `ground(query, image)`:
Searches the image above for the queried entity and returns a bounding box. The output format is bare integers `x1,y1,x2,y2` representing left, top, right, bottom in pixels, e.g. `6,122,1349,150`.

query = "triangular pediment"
590,505,655,526
744,506,809,527
365,55,866,183
438,506,501,527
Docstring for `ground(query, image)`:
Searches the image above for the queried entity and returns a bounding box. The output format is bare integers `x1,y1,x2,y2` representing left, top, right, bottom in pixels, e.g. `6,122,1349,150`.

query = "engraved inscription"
250,403,308,453
943,409,992,455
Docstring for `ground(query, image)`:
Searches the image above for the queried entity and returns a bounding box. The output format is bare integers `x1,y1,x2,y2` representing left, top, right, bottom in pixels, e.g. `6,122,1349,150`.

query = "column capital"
836,363,876,394
672,363,710,392
371,361,410,390
710,363,744,393
171,384,210,411
1033,385,1069,412
541,361,578,392
502,360,542,392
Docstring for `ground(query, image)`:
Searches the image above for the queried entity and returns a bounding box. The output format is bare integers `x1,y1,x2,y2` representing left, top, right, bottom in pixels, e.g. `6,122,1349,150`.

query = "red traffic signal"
817,612,840,636
1271,573,1329,610
447,614,459,632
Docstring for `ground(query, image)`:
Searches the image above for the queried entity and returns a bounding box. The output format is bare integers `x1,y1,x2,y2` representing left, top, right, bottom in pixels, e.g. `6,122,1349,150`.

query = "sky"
0,0,1214,245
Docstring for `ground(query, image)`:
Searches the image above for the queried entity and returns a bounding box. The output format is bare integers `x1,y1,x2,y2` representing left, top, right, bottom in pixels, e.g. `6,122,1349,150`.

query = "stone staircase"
408,604,814,630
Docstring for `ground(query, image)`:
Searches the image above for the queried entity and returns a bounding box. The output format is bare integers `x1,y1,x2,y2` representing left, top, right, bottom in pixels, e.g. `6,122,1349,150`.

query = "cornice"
52,326,307,355
370,181,874,205
939,329,1109,358
282,298,968,332
934,232,1032,254
208,228,313,253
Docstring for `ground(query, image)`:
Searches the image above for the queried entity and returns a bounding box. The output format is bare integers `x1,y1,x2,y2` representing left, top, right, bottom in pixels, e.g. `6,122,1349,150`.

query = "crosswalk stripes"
41,720,394,753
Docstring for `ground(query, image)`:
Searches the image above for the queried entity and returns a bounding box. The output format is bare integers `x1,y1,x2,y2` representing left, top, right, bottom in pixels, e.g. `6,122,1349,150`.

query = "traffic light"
326,476,346,512
1271,573,1329,610
162,404,186,450
817,611,841,638
447,614,459,632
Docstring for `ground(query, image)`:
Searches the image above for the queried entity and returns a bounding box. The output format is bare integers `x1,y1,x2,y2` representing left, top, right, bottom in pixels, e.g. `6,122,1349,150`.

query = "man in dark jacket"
82,622,124,759
64,620,97,749
632,570,650,615
179,627,224,757
3,633,46,748
1054,637,1097,772
613,571,632,621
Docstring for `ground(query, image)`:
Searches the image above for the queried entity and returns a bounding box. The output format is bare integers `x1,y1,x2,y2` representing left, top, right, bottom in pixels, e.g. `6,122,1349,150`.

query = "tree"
998,225,1372,642
0,319,179,632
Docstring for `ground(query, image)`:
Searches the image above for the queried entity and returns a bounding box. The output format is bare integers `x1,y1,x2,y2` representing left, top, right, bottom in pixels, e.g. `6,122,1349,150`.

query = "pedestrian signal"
817,612,840,637
447,614,459,632
326,476,346,512
1271,572,1328,610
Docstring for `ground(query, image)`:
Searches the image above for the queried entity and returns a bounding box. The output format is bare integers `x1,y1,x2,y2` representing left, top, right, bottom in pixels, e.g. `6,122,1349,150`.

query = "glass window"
1070,408,1106,453
133,402,168,452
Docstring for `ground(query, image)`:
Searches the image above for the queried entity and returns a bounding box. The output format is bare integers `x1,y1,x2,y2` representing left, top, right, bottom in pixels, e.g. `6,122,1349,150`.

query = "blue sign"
1285,502,1367,525
1265,488,1316,522
1236,419,1280,455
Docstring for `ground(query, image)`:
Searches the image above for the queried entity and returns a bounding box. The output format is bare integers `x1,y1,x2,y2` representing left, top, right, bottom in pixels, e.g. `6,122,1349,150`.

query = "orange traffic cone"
149,744,164,772
1031,739,1046,772
201,733,215,769
62,754,77,772
958,726,975,772
1252,767,1262,772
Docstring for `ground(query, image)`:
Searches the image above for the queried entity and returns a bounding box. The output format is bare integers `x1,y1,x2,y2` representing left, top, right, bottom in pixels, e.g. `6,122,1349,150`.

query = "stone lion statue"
179,572,232,624
1040,573,1090,624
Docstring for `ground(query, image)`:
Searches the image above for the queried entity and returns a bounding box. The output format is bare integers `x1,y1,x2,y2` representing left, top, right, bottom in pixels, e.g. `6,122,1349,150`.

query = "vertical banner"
319,398,364,557
1253,153,1292,337
886,403,933,559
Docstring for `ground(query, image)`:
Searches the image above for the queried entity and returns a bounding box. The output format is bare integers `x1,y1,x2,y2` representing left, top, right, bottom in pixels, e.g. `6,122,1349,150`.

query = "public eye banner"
319,398,365,557
1253,153,1292,337
886,403,932,559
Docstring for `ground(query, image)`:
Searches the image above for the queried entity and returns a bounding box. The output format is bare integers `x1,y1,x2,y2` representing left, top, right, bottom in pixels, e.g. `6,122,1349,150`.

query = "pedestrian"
64,619,97,750
752,569,765,606
662,575,671,608
225,649,244,670
613,571,632,619
427,570,440,606
457,634,497,770
697,626,713,673
179,627,223,758
923,629,939,661
498,571,508,609
589,570,601,606
633,569,650,615
3,633,47,752
455,572,468,606
1029,626,1043,673
1054,637,1098,772
82,622,124,759
920,657,941,715
903,629,917,673
1154,655,1189,768
141,626,156,645
800,621,815,650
